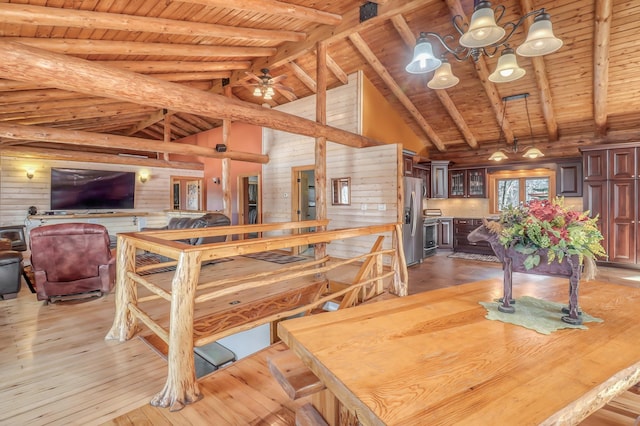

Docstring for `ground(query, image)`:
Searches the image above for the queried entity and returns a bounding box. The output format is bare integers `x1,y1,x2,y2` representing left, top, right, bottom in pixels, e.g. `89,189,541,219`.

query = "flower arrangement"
487,197,606,279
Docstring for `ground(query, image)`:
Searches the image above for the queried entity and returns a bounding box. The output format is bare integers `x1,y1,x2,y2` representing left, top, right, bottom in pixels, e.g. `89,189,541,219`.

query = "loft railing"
106,220,407,411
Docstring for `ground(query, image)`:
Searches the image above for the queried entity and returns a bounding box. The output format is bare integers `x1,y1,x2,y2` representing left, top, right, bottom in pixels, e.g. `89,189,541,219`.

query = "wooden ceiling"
0,0,638,167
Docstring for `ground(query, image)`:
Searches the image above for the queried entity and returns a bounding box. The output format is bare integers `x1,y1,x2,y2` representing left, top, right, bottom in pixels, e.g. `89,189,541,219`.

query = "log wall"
262,72,399,260
0,155,202,230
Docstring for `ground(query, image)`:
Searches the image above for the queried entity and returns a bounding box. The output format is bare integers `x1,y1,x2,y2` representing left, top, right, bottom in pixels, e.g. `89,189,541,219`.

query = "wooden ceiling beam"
0,41,381,149
5,38,277,58
5,103,156,126
179,0,342,26
0,145,204,170
593,0,612,136
0,123,269,163
96,61,251,73
391,14,477,149
326,53,349,85
444,0,516,145
0,96,118,115
348,33,445,151
519,0,559,142
150,71,231,82
125,110,167,136
0,3,304,42
229,0,439,87
286,62,317,93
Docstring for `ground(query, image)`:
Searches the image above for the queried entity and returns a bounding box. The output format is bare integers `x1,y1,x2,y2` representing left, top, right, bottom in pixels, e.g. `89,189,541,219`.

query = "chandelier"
405,1,563,89
488,93,543,161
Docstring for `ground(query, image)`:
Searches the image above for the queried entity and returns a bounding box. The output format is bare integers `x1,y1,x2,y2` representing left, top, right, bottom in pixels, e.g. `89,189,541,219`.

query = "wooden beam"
348,33,445,151
444,0,516,145
326,53,349,85
286,62,317,93
519,0,559,142
125,110,167,136
391,14,477,149
179,0,342,26
97,61,252,73
0,41,381,149
0,145,204,169
315,41,328,261
228,0,439,88
0,123,269,163
5,38,276,58
593,0,612,136
0,3,304,42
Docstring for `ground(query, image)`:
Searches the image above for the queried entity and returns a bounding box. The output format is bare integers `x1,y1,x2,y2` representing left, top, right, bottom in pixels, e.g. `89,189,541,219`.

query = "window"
488,169,556,214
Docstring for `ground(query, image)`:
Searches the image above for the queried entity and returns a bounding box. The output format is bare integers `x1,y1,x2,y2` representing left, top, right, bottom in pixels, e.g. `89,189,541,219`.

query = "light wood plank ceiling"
0,0,638,165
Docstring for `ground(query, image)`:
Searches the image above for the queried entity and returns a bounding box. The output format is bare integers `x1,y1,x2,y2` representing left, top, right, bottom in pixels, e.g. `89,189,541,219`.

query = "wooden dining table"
278,277,640,425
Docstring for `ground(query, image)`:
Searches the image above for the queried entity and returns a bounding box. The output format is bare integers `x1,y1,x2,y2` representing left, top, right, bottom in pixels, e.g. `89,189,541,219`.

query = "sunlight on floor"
623,275,640,282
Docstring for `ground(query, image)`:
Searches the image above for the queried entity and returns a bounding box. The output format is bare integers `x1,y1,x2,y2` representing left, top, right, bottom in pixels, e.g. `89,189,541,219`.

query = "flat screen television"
50,168,136,211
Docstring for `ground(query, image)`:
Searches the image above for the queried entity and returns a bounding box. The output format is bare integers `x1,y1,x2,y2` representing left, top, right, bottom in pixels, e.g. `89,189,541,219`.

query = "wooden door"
608,179,636,264
583,180,609,260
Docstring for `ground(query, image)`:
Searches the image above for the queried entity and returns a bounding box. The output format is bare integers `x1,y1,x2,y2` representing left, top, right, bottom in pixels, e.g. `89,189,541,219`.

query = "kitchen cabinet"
449,168,486,198
403,154,413,176
413,165,430,198
556,161,583,197
431,161,449,199
437,218,453,250
582,144,639,266
453,218,494,255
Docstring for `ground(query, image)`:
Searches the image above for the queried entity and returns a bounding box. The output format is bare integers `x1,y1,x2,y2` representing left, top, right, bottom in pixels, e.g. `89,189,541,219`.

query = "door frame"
291,165,315,254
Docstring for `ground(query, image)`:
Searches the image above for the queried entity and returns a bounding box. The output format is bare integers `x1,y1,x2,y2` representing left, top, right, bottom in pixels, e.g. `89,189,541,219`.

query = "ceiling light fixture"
405,1,562,88
250,69,282,100
488,93,544,161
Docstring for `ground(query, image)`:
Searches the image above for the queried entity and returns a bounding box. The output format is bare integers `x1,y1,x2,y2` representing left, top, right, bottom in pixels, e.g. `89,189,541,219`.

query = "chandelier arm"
480,46,500,58
421,32,466,58
452,15,467,36
493,5,506,26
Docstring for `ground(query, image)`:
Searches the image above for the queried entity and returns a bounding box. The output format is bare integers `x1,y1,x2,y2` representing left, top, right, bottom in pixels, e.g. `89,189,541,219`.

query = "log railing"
105,220,407,411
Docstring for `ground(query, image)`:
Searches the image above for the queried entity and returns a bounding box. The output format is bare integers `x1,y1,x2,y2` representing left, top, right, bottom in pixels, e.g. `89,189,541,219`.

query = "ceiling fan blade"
245,71,262,83
273,84,295,93
269,75,288,84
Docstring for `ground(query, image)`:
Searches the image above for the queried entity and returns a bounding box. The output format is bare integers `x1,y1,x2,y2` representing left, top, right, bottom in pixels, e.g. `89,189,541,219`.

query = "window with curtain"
488,169,556,213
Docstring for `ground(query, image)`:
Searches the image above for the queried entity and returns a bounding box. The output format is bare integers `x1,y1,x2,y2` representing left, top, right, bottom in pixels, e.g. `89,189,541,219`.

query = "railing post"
106,235,139,342
150,250,203,411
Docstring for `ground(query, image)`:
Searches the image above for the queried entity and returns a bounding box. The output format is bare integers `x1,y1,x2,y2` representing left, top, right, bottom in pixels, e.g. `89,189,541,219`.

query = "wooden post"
222,86,233,228
315,41,328,266
163,111,172,161
150,250,203,411
105,235,139,341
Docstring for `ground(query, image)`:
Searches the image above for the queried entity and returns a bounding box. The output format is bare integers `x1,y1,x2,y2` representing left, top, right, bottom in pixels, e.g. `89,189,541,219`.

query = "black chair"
0,225,35,293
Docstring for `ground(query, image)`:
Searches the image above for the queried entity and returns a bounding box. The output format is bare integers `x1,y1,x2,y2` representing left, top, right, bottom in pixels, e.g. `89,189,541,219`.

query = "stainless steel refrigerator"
402,176,424,266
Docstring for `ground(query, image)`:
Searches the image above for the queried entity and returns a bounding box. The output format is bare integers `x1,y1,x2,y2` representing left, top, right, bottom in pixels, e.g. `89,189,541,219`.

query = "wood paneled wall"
0,156,202,232
262,72,399,259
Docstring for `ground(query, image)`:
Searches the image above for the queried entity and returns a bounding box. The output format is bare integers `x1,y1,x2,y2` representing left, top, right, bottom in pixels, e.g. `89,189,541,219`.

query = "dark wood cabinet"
556,161,583,197
431,161,449,199
582,144,639,266
453,218,493,255
403,154,413,176
437,218,453,250
583,150,608,181
413,165,430,198
449,168,486,198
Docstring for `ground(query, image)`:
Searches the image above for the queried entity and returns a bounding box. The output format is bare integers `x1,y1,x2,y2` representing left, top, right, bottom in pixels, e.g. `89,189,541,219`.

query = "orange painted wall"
361,75,426,156
172,122,262,223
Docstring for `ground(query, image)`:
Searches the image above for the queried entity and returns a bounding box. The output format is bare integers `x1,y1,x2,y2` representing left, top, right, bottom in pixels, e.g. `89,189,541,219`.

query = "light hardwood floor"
1,253,639,425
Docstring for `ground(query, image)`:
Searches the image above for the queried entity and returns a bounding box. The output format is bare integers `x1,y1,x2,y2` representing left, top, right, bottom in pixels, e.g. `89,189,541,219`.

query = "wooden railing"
105,220,407,411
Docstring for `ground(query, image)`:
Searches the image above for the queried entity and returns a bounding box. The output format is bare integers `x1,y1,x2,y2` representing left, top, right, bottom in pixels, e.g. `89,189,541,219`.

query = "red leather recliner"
29,223,115,302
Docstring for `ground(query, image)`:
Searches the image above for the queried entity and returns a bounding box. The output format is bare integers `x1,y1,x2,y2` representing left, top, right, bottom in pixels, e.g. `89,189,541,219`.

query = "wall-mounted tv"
50,168,136,211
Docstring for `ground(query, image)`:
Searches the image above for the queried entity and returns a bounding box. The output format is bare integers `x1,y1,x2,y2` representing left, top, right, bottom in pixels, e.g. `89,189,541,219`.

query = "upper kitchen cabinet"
608,147,637,180
449,168,486,198
431,161,449,199
583,150,608,181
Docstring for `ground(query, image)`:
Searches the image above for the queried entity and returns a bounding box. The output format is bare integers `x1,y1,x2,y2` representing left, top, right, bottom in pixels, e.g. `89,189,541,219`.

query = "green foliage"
497,197,606,270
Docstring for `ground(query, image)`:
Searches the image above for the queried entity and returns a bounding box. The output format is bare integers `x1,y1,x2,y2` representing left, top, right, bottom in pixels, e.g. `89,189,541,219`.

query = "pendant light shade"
522,147,544,159
516,13,563,57
427,60,459,89
489,48,526,83
489,151,509,161
459,1,506,48
405,36,442,74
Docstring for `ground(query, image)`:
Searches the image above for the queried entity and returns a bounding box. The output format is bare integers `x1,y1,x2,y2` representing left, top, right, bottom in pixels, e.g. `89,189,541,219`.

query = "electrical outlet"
378,204,386,211
361,204,367,211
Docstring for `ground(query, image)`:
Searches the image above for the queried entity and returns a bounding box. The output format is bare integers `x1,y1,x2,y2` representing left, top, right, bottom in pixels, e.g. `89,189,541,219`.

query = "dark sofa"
144,212,231,245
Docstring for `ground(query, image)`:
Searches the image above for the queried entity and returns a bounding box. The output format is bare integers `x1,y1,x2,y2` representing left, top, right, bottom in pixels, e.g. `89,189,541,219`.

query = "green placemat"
479,296,604,335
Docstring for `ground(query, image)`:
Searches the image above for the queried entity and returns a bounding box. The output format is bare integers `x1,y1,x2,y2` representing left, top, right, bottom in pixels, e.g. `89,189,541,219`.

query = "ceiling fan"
245,68,294,100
